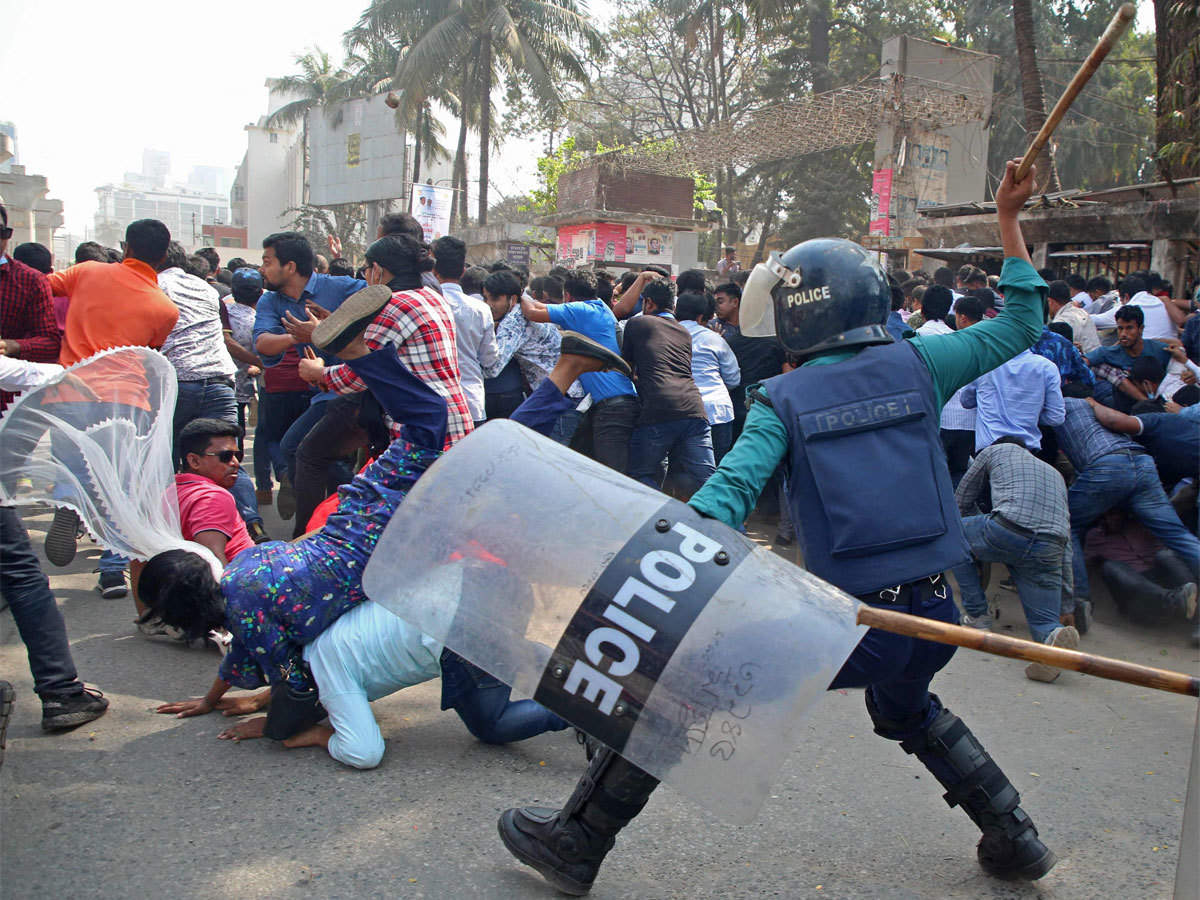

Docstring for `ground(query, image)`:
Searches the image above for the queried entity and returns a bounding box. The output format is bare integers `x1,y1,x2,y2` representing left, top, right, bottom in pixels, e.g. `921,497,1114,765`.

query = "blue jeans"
711,420,734,463
257,390,314,485
441,650,569,744
1069,451,1200,601
628,417,716,494
173,378,238,437
950,514,1066,643
550,408,584,447
280,401,328,485
230,469,264,527
0,507,83,698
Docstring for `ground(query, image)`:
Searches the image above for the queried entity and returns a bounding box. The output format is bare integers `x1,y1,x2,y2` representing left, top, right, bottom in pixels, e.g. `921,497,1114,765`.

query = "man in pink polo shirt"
134,417,253,639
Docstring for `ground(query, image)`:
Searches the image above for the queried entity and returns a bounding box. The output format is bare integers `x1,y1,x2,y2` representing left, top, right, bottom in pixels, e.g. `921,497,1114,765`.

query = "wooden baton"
857,605,1200,697
1014,2,1137,183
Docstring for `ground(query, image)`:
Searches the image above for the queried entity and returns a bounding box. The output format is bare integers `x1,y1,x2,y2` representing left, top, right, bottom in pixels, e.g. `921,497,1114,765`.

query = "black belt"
180,375,235,386
992,513,1066,544
855,573,947,605
592,394,638,410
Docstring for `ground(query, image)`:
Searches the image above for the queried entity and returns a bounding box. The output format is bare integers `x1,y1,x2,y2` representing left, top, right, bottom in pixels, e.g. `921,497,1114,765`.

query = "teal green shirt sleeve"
906,257,1047,408
688,390,789,528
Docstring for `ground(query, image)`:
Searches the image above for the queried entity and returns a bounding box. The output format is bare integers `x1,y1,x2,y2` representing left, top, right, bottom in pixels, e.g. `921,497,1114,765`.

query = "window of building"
269,132,279,144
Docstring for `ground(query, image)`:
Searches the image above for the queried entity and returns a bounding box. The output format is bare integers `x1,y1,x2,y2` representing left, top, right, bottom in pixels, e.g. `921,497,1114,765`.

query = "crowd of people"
0,186,1197,885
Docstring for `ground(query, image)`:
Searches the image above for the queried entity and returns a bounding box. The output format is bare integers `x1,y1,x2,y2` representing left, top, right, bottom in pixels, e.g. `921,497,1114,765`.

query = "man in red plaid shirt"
292,236,471,446
0,203,60,412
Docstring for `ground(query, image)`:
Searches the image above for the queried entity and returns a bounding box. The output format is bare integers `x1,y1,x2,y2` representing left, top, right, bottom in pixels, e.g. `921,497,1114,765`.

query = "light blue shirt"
546,298,636,402
303,601,443,769
961,349,1065,451
680,320,741,424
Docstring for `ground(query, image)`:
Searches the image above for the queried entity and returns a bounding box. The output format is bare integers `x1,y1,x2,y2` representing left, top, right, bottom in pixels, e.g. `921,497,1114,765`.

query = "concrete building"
0,164,64,248
0,121,17,173
231,81,305,253
93,181,228,251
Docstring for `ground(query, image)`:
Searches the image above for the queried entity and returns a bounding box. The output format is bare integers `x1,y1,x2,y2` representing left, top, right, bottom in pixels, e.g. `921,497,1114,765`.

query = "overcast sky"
2,0,1149,239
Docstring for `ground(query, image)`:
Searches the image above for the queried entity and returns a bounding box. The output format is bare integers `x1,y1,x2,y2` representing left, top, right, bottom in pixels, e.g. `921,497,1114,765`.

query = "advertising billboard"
309,96,409,206
410,182,454,242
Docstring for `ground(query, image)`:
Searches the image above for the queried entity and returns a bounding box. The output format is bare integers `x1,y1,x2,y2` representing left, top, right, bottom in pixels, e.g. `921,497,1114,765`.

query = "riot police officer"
498,159,1060,894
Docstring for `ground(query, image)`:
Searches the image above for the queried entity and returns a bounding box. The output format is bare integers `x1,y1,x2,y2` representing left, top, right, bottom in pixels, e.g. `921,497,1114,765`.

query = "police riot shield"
363,420,866,822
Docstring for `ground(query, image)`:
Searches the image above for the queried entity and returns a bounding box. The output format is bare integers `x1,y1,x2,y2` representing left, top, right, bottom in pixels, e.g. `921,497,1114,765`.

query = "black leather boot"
498,747,659,895
870,692,1057,881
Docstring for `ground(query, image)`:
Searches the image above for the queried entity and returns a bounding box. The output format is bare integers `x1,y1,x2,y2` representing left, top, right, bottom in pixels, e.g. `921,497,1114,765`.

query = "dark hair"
138,550,225,641
963,267,987,287
432,236,467,279
216,269,233,287
1120,275,1147,298
1087,275,1112,293
106,247,124,263
461,266,488,295
1114,305,1144,328
933,267,955,288
563,269,598,301
955,295,985,323
13,242,52,274
642,278,676,312
176,417,242,471
676,269,708,294
488,259,527,291
1129,356,1165,384
1037,267,1058,283
227,257,249,272
483,270,521,300
617,271,639,293
184,254,211,279
595,278,613,304
0,203,5,226
970,287,997,309
544,276,566,302
890,285,906,312
328,257,354,277
263,232,315,278
75,241,109,264
643,264,671,279
196,247,220,274
379,212,423,240
891,269,912,284
365,234,433,289
921,285,953,322
900,278,922,298
676,291,708,322
163,241,189,272
1048,321,1074,342
528,275,545,299
1066,273,1087,292
548,265,571,280
1047,280,1072,304
124,219,171,264
714,281,741,300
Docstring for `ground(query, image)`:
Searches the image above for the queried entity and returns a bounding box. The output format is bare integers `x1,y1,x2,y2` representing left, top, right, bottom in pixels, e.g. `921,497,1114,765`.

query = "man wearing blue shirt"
521,269,639,474
251,232,365,506
1086,306,1171,412
961,348,1065,451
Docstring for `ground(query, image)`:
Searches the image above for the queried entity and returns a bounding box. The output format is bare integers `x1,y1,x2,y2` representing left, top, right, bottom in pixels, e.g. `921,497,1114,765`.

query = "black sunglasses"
202,449,244,464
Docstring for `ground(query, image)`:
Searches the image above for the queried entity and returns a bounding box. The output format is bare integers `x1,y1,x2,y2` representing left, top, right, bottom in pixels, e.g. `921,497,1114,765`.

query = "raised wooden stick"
857,605,1199,697
1014,2,1137,183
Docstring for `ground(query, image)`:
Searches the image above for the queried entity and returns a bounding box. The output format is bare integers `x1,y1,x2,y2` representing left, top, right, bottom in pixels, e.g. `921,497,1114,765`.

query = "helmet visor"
741,258,782,338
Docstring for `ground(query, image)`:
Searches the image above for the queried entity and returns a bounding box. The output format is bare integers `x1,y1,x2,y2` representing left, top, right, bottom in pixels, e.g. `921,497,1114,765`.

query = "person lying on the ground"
212,599,569,768
147,284,631,734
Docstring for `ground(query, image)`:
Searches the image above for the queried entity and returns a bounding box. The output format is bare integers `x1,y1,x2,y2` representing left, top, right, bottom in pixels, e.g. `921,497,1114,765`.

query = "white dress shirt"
440,281,499,422
1090,291,1176,341
1053,303,1101,353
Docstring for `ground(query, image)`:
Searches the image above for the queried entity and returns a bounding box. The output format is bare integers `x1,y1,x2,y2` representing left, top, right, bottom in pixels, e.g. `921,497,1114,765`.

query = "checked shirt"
0,257,60,410
320,286,472,449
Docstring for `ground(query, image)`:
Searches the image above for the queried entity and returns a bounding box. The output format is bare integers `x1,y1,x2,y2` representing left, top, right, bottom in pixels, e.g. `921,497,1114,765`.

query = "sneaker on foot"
1025,625,1080,683
44,507,80,567
0,680,14,768
247,521,271,544
136,615,187,642
41,686,109,731
1167,583,1198,620
960,611,995,631
276,476,296,521
255,487,273,507
1072,598,1093,635
98,571,127,599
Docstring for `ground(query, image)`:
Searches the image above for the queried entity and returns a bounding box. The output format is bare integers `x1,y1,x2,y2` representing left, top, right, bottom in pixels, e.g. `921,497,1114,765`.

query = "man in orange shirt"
44,219,178,597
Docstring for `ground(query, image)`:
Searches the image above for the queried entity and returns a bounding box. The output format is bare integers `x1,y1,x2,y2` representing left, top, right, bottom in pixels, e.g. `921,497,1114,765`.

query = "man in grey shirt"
432,237,497,427
949,438,1078,682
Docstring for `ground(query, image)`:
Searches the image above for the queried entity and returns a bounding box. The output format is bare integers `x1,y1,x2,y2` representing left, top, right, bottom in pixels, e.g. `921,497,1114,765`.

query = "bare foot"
218,716,267,742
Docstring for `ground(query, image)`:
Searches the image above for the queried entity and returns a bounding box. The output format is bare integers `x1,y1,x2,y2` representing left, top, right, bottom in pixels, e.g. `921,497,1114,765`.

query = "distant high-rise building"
0,121,18,174
93,183,228,251
142,149,170,187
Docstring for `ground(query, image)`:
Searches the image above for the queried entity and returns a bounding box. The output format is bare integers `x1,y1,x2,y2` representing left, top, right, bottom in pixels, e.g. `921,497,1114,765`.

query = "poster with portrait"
410,183,454,242
624,226,673,265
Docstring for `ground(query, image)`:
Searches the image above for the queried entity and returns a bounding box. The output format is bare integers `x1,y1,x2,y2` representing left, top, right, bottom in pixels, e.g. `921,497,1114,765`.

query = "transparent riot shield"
363,420,866,822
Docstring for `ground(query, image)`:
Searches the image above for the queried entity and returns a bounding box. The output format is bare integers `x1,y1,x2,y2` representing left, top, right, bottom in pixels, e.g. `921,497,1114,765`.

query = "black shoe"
44,507,80,567
977,825,1057,881
774,533,794,547
498,808,603,896
1167,583,1198,620
276,476,296,521
558,331,633,380
41,686,109,731
0,681,14,768
1072,599,1092,636
98,571,127,599
247,521,271,544
311,284,394,355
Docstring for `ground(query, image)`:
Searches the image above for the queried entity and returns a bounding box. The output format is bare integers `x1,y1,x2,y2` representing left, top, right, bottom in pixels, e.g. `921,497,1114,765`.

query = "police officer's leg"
499,748,660,895
863,584,1056,880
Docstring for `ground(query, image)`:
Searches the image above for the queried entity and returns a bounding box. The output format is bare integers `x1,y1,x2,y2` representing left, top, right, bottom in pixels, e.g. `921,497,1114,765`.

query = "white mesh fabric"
0,346,222,576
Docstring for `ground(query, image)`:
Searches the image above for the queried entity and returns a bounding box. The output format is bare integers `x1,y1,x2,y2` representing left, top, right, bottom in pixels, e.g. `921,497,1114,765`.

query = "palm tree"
371,0,602,225
266,47,353,202
1011,0,1059,192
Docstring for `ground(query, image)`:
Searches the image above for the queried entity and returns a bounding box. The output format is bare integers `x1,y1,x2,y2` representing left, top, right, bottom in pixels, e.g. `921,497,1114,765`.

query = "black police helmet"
741,238,892,360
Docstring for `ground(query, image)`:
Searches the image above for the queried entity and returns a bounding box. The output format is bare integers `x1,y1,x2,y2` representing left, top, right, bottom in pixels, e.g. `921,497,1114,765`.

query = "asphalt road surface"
2,503,1196,899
